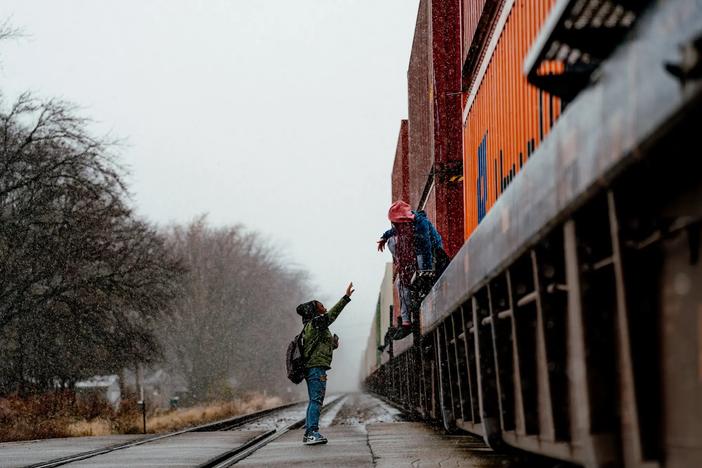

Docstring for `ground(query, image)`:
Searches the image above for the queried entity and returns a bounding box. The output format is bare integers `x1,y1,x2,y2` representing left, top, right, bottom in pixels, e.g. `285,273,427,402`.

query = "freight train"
362,1,702,467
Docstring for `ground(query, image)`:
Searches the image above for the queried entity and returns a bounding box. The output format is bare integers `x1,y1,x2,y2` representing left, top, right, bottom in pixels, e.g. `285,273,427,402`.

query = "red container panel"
431,0,463,165
462,0,561,239
423,184,437,227
406,0,465,256
431,0,464,257
408,0,432,210
461,0,488,63
391,120,410,203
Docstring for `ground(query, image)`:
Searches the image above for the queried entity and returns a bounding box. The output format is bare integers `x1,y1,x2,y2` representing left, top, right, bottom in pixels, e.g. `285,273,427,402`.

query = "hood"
388,201,415,223
296,300,318,323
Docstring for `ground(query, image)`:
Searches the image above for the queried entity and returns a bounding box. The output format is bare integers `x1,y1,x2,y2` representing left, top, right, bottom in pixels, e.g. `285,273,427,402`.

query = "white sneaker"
303,432,328,445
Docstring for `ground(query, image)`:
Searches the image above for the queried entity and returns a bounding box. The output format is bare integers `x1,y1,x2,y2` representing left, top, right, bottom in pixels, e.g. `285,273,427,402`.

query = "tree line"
0,34,311,400
160,219,312,400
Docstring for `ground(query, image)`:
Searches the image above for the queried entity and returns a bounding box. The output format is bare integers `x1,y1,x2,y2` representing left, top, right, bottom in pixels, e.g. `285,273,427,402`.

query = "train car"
361,295,381,382
361,262,402,378
364,0,702,467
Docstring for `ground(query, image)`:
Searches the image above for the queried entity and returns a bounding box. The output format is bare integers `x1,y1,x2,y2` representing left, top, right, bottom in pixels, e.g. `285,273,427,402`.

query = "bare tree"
160,217,312,401
0,93,184,394
0,19,21,43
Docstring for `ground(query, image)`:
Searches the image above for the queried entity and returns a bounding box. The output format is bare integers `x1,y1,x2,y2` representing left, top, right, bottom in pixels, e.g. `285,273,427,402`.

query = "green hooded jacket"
301,295,351,369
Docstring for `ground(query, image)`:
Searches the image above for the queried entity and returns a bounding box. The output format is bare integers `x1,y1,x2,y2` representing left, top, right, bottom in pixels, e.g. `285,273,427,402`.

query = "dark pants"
304,367,327,435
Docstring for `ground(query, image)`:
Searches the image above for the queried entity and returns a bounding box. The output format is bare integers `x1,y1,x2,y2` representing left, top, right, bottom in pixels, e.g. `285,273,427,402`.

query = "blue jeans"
416,253,431,270
304,367,327,435
397,280,412,325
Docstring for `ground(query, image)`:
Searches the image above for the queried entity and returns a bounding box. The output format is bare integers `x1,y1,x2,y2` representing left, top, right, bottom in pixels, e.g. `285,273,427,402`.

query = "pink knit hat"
388,200,414,223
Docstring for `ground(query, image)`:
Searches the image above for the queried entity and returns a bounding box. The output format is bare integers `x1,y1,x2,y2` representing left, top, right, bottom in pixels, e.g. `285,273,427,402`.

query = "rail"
25,396,344,468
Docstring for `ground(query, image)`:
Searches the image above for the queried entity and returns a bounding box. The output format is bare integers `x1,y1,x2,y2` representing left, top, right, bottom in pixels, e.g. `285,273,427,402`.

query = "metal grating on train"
525,0,654,100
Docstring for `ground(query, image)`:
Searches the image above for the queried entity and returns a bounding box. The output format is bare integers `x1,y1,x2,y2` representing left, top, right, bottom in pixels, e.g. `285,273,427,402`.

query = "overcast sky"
1,0,420,391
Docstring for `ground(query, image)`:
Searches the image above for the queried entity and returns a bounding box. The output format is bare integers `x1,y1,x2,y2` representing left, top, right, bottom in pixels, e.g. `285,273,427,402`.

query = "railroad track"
25,395,345,468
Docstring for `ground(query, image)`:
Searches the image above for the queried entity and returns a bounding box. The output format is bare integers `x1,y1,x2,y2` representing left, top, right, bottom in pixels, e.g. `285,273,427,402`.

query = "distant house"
122,368,189,408
75,375,121,409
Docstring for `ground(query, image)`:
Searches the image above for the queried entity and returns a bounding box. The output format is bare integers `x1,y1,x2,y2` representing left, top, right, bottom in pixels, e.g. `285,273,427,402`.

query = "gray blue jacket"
381,210,443,270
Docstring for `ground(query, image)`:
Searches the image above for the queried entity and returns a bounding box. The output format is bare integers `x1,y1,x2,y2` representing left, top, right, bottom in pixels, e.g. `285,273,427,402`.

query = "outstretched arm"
311,283,355,329
382,228,396,240
377,228,396,252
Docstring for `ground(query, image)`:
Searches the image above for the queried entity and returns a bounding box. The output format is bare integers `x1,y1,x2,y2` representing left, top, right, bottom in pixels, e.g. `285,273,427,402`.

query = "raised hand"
346,282,355,297
377,239,386,252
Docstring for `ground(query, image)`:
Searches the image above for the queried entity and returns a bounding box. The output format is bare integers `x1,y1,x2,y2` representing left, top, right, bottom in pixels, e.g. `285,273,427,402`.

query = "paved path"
240,393,541,467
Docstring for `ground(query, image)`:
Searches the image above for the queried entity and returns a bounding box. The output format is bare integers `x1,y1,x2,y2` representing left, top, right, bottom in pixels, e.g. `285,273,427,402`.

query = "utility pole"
137,365,146,434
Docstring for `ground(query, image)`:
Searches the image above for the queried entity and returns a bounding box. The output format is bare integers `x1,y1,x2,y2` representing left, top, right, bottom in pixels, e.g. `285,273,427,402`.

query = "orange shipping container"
462,0,561,239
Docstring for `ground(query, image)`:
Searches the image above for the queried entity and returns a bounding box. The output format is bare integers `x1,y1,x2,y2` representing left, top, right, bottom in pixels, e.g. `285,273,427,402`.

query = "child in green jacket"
295,282,354,445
